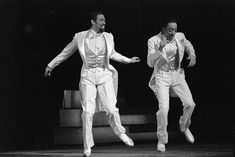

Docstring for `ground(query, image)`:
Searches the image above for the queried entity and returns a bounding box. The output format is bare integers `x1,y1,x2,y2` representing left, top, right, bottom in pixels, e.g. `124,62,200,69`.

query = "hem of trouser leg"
117,130,126,137
180,128,186,132
84,143,94,150
179,121,189,132
108,111,126,137
158,140,168,144
179,125,186,132
157,135,168,144
179,119,188,132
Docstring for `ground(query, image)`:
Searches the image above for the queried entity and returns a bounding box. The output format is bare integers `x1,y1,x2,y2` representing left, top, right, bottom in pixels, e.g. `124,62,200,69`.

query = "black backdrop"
0,0,234,151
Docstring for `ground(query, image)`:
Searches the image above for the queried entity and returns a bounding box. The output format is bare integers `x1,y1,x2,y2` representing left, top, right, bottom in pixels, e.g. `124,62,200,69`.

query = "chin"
100,28,105,33
168,36,174,41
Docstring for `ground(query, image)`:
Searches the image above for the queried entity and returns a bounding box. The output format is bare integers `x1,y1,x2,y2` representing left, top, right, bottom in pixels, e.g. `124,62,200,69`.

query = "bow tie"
89,33,102,39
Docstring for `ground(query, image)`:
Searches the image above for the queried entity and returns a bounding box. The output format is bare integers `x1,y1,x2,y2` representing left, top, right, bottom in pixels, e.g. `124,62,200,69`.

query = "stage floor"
0,142,233,157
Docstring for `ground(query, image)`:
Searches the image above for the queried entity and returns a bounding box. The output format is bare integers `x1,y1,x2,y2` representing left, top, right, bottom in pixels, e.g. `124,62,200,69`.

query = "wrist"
47,66,52,70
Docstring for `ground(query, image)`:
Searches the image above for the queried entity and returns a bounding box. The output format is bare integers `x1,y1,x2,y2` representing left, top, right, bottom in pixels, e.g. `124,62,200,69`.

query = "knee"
157,105,169,115
82,111,94,120
81,102,96,116
185,101,195,109
106,107,119,115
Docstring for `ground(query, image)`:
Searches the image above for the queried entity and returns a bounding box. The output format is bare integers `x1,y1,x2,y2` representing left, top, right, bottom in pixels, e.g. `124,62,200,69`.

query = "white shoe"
157,142,166,152
83,148,91,157
184,129,195,143
119,133,134,147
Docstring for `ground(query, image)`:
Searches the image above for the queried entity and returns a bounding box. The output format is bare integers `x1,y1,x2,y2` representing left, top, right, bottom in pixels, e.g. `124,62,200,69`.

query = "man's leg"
97,70,133,146
80,75,97,155
155,81,170,146
153,70,173,152
172,70,195,143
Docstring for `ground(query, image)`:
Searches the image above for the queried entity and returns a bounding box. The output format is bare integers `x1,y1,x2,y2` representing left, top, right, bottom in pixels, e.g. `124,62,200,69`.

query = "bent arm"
147,39,162,68
184,37,196,57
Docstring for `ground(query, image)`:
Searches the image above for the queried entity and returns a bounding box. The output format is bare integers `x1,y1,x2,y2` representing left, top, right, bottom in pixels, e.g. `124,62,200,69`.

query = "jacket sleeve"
48,34,78,69
179,33,196,57
184,38,196,57
109,33,131,63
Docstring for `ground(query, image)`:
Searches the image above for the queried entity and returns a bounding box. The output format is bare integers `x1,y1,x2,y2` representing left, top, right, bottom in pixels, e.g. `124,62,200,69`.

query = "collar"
160,32,176,44
88,29,103,39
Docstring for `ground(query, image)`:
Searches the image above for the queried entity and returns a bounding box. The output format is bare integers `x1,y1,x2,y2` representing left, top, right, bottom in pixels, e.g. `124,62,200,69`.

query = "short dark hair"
162,18,178,28
90,11,103,21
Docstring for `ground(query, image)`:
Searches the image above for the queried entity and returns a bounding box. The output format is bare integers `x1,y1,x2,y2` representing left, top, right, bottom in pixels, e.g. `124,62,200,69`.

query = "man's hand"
159,39,168,51
44,66,52,77
187,55,196,67
130,57,140,63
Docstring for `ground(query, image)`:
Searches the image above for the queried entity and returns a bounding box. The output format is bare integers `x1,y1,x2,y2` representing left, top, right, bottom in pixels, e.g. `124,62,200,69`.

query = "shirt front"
85,29,107,69
160,36,178,71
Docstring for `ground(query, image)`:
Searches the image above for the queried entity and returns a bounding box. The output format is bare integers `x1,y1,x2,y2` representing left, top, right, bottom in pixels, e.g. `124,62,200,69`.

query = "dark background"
0,0,234,151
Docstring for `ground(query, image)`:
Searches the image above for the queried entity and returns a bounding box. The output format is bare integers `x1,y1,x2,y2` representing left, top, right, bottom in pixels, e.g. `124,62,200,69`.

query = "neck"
161,31,173,41
91,27,100,34
164,35,173,41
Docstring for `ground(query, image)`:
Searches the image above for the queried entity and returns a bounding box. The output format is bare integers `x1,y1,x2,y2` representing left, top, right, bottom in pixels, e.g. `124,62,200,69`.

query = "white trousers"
80,68,126,150
154,69,195,144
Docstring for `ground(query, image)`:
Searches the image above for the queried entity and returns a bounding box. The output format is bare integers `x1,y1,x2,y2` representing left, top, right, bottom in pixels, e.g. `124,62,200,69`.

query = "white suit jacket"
147,32,196,96
48,30,131,111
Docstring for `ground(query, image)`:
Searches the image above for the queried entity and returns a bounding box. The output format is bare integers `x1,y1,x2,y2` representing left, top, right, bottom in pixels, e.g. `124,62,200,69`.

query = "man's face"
92,14,106,32
163,22,177,41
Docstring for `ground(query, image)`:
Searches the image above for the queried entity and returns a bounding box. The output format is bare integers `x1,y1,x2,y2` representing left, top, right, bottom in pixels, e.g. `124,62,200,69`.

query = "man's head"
162,18,178,41
90,11,106,33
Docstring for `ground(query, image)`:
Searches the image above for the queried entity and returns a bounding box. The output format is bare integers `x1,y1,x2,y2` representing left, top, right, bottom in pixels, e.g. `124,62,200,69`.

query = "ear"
91,19,95,25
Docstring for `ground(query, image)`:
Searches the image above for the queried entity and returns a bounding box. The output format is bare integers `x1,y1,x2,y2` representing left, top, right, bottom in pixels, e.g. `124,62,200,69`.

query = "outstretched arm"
110,50,140,64
44,35,77,77
109,34,140,64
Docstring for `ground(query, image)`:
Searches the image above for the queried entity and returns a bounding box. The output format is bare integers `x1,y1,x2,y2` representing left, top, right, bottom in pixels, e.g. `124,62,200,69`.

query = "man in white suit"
147,18,196,152
45,11,140,157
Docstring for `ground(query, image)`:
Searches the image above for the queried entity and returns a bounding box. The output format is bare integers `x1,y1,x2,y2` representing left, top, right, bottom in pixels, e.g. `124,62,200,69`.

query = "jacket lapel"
103,33,112,57
174,38,184,62
77,31,89,58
